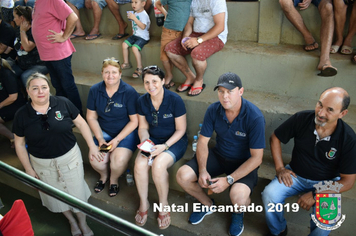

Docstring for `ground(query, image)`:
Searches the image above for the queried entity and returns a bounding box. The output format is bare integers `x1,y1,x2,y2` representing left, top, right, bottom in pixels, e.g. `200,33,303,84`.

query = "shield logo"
55,111,63,121
326,148,337,160
315,193,342,224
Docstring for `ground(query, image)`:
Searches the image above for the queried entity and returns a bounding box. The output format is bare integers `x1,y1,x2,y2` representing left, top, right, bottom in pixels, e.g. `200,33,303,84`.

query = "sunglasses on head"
102,58,120,64
143,65,160,73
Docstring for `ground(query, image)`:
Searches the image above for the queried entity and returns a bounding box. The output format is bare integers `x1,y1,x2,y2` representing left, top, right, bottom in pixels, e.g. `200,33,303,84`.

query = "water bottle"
152,0,164,27
197,123,202,137
192,135,198,157
126,169,134,186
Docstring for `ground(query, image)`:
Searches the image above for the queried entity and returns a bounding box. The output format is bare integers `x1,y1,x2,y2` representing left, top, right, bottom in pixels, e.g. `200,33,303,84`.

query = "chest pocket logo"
163,113,173,118
114,103,123,108
55,111,64,121
235,131,246,137
325,148,337,160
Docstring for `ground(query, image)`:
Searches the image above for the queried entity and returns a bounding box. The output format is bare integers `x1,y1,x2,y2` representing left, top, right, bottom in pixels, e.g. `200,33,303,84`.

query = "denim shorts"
124,35,149,51
185,147,259,192
93,130,139,152
67,0,107,10
149,134,188,163
114,0,132,4
293,0,322,7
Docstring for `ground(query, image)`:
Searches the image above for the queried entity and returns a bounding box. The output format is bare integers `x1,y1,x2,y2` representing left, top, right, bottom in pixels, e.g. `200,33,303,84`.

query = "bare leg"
89,152,109,183
166,51,196,91
122,42,130,64
86,1,103,39
279,0,318,50
109,148,132,186
67,2,85,37
134,153,151,216
332,0,347,48
0,119,14,141
343,3,356,48
76,212,93,235
63,210,82,235
176,165,213,206
144,0,152,14
317,0,336,70
188,58,207,95
162,60,174,85
106,0,128,35
132,46,143,69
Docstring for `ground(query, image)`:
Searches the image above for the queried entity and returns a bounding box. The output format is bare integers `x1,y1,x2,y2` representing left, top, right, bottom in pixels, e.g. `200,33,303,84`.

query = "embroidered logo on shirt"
114,103,123,108
163,113,173,118
325,148,337,160
55,111,63,121
235,131,246,137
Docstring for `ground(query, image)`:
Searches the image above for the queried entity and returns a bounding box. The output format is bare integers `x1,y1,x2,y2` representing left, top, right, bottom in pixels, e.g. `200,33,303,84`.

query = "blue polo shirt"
87,80,139,138
137,88,186,139
200,97,266,160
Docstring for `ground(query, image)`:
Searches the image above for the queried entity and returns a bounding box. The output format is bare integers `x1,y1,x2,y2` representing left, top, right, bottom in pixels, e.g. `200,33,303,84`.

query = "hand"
198,169,211,188
150,144,165,157
297,192,315,211
20,21,30,32
209,177,229,194
4,46,13,54
89,146,105,162
276,167,297,187
183,37,199,50
107,138,120,153
26,168,39,179
47,30,66,43
298,0,312,10
127,12,136,21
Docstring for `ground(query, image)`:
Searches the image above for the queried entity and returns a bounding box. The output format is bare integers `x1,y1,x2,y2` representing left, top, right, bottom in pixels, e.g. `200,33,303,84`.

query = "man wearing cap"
176,72,265,236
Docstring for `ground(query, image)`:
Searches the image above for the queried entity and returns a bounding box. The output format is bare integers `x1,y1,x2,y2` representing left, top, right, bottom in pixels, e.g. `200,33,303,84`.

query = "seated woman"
86,58,139,197
134,65,188,229
0,58,26,148
12,6,48,87
13,73,100,236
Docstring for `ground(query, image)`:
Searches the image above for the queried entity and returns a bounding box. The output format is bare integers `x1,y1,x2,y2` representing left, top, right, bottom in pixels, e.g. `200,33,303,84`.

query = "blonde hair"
26,72,51,90
0,58,14,73
102,57,122,73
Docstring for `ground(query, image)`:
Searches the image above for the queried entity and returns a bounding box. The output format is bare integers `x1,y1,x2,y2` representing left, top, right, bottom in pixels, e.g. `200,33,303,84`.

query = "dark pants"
45,55,82,113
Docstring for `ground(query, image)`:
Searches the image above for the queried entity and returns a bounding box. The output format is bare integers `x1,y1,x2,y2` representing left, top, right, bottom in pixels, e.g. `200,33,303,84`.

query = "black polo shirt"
275,110,356,180
13,96,79,158
0,20,16,60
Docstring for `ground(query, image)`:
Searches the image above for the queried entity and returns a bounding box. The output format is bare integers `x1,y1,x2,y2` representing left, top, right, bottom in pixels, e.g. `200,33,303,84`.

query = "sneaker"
229,212,244,236
188,200,215,225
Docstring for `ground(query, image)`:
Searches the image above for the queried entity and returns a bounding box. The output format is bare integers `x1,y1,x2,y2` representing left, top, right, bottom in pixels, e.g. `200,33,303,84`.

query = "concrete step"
0,140,354,235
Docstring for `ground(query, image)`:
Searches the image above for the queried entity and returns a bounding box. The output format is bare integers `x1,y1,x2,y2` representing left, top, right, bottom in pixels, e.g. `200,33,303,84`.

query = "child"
121,0,150,78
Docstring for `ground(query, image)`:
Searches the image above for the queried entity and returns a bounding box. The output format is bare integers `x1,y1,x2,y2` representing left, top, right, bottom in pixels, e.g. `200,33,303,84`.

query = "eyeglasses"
105,99,115,113
143,65,159,73
151,111,158,127
103,58,120,64
40,114,50,131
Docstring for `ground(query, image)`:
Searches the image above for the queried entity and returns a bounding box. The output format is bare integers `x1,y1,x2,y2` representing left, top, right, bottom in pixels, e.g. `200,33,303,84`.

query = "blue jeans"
262,165,339,236
12,64,49,87
45,55,82,113
93,130,139,152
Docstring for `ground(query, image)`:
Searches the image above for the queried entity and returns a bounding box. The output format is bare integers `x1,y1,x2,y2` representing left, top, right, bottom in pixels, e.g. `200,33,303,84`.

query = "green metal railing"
0,161,162,236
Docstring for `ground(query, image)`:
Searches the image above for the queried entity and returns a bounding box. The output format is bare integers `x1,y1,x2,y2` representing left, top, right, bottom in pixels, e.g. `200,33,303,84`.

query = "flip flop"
176,83,192,93
85,33,101,40
340,45,353,55
317,65,337,77
164,80,175,89
188,84,206,97
70,34,85,39
157,212,171,230
133,68,143,78
304,41,318,52
330,45,340,54
351,55,356,65
112,33,129,40
135,207,149,226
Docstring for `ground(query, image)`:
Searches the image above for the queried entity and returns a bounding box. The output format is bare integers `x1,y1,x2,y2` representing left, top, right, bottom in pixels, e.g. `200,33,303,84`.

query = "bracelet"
164,143,169,150
20,30,26,33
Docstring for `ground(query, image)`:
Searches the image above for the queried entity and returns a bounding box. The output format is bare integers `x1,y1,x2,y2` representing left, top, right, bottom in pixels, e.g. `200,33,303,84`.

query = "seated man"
165,0,227,96
279,0,337,76
67,0,107,40
176,72,265,236
105,0,151,40
262,87,356,236
0,19,16,60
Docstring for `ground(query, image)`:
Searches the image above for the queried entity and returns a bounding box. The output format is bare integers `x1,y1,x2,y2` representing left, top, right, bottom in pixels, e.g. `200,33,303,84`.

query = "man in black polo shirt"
262,87,356,236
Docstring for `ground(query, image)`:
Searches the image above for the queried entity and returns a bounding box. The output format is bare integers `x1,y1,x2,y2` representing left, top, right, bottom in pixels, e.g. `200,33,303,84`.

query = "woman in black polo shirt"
134,65,188,229
12,73,100,236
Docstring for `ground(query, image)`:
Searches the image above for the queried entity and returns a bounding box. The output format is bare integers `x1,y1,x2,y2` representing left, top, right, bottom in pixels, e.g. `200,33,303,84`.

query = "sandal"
94,180,106,193
135,207,149,226
109,184,119,197
132,68,143,78
121,63,132,70
69,221,82,236
176,83,193,93
157,212,171,230
164,80,175,89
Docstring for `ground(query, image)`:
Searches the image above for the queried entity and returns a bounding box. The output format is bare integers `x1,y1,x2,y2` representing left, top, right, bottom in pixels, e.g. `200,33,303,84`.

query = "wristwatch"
226,175,234,185
164,143,170,150
197,37,203,44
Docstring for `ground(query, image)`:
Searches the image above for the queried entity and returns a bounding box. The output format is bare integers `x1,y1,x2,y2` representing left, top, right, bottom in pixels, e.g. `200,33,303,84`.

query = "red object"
0,200,34,236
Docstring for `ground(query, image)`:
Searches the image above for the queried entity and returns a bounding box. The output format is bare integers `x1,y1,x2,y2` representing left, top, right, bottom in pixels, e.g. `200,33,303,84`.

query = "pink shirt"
32,0,76,61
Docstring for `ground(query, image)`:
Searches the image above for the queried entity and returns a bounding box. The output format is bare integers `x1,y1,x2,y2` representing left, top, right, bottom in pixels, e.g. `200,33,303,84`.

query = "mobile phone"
141,151,150,157
100,144,112,153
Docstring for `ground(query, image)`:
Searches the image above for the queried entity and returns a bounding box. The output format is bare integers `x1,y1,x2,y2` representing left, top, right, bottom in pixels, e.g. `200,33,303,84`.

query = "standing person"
31,0,83,113
279,0,337,76
165,0,228,96
13,73,100,236
154,0,192,89
176,72,265,236
134,65,187,229
12,5,48,87
262,87,356,236
86,58,139,197
120,0,150,78
0,57,26,148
